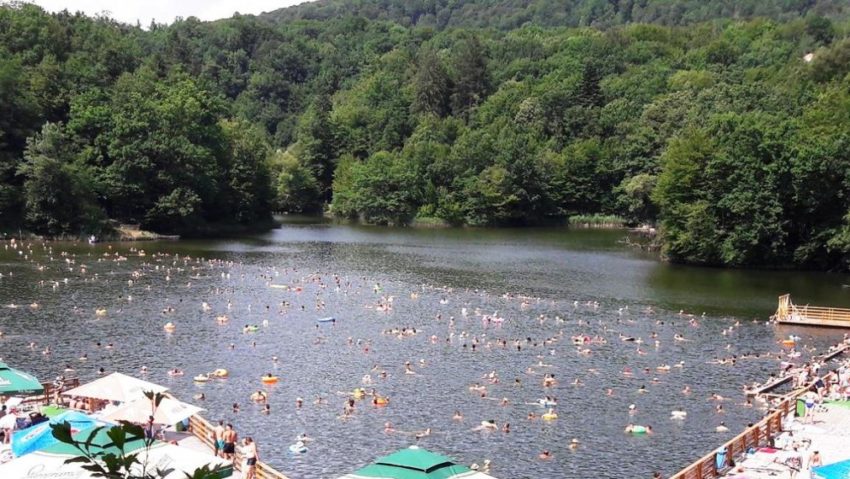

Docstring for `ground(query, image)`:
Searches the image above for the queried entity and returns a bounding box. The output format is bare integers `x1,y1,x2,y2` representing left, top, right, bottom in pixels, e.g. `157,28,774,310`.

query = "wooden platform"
775,294,850,328
744,374,793,396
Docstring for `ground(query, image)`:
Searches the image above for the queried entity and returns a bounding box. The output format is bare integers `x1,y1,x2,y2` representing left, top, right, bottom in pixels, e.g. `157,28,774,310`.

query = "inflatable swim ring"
261,375,279,384
542,412,558,420
194,374,209,382
244,325,259,333
374,397,389,406
211,369,228,378
630,425,647,434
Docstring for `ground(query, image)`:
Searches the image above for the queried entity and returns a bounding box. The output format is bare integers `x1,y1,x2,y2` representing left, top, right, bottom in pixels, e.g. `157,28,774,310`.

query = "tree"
413,46,451,117
268,148,322,213
18,122,103,235
331,151,423,225
296,92,336,200
219,119,273,224
450,34,490,119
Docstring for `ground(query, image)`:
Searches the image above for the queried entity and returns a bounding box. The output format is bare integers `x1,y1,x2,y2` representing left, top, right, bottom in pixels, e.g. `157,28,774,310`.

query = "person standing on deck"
213,420,225,457
222,424,238,461
243,437,259,479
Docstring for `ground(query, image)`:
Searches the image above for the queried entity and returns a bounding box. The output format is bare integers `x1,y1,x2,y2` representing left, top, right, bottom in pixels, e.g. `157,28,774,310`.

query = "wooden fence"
668,397,793,479
188,415,290,479
18,378,81,408
669,356,846,479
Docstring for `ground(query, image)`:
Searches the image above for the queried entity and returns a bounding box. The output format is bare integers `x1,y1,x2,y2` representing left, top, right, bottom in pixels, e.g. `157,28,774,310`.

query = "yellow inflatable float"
261,374,279,384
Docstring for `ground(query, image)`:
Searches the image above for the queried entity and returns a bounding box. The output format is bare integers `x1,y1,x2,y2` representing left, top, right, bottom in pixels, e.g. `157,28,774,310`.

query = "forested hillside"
264,0,848,29
3,1,850,269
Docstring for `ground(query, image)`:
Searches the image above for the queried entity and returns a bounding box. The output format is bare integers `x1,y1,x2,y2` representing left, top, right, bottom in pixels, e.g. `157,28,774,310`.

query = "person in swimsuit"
222,424,237,461
213,420,225,457
243,437,259,479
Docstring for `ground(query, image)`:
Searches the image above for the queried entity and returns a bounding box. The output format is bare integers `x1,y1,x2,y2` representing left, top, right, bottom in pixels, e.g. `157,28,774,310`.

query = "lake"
1,219,848,478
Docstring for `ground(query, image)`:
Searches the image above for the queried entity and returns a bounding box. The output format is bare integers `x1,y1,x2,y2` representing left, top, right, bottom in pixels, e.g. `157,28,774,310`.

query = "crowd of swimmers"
4,238,850,476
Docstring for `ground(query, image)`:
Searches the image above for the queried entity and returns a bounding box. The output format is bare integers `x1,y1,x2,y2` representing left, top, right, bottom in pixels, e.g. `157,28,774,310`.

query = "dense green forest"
3,0,850,269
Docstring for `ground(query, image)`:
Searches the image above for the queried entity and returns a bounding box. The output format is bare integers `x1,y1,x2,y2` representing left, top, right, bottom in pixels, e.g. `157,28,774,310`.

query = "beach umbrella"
61,372,167,402
338,446,497,479
0,426,232,478
814,459,850,479
11,410,104,457
102,396,204,425
0,362,43,395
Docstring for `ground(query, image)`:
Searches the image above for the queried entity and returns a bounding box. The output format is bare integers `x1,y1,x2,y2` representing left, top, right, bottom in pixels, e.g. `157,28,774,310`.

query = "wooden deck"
775,294,850,328
188,415,290,479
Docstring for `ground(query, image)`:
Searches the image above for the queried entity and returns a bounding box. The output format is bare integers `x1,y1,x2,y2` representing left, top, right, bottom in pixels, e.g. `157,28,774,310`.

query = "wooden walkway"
744,375,794,396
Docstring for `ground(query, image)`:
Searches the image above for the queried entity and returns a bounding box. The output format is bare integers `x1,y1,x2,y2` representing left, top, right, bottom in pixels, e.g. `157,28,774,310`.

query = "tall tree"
450,35,490,119
413,46,451,117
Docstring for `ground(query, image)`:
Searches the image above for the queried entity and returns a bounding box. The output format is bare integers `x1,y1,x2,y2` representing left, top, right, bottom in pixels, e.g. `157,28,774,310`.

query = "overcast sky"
11,1,311,25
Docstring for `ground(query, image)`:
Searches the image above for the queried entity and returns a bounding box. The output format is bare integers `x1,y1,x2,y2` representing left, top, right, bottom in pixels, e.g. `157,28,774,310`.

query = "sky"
11,0,312,25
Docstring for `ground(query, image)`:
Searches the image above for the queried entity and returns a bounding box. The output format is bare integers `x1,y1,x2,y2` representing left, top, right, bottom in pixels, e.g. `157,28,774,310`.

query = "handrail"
188,415,290,479
669,364,843,479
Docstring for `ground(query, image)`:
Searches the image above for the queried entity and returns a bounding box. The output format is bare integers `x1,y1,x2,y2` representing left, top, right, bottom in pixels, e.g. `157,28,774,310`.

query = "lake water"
1,219,849,479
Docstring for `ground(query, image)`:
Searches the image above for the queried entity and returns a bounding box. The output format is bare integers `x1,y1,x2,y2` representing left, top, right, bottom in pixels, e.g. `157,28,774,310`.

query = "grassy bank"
568,214,627,228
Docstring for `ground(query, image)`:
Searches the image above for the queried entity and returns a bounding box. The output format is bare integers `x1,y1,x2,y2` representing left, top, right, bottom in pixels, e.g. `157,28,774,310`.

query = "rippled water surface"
1,220,849,479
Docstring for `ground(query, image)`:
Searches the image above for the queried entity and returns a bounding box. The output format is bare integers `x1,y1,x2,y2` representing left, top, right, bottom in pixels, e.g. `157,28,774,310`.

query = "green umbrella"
340,446,495,479
0,361,43,395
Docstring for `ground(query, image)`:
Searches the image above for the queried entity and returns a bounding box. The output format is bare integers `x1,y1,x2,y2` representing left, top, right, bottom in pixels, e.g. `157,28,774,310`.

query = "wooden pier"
817,343,850,362
775,294,850,328
744,374,794,396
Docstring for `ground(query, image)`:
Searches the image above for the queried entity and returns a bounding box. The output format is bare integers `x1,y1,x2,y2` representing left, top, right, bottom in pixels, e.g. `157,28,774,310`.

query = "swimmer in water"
472,420,498,432
453,411,463,421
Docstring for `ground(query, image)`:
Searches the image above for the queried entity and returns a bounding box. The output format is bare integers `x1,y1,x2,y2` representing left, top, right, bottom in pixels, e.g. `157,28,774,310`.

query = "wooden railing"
776,294,850,324
669,362,845,479
188,415,290,479
19,378,81,408
669,398,793,479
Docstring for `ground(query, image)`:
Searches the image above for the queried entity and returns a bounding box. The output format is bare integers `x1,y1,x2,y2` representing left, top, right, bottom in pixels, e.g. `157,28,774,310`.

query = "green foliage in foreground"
50,392,223,479
3,1,850,269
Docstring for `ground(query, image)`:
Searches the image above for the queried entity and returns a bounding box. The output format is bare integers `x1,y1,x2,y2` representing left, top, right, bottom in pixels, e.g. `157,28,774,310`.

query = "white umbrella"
62,373,167,402
102,396,204,425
